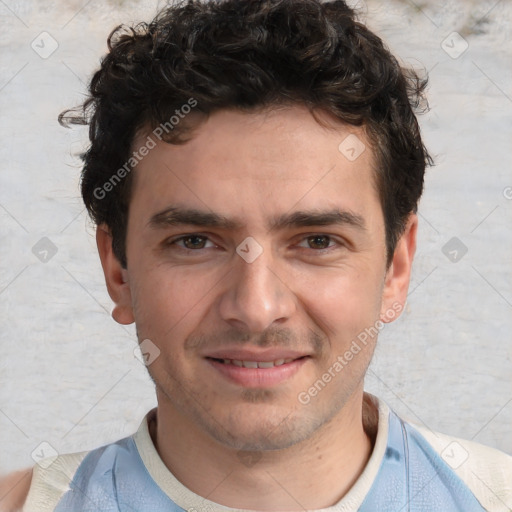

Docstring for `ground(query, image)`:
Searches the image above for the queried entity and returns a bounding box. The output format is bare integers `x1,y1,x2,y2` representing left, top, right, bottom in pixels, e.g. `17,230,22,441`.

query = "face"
98,105,416,451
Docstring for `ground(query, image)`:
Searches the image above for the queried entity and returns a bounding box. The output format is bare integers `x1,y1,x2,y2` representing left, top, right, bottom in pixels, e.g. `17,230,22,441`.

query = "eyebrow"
148,206,366,233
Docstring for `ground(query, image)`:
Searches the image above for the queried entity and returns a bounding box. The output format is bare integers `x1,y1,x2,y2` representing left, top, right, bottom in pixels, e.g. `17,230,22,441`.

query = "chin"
206,403,324,452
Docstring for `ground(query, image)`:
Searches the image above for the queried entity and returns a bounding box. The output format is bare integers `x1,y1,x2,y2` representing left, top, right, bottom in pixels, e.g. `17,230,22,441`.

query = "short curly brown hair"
60,0,432,268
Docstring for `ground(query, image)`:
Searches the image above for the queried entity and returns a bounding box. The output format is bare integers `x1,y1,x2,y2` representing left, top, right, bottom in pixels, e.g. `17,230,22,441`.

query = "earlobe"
380,214,418,323
96,225,135,325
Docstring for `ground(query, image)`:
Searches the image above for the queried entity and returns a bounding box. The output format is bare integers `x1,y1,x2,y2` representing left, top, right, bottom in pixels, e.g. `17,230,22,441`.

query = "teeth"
217,357,299,368
257,361,275,369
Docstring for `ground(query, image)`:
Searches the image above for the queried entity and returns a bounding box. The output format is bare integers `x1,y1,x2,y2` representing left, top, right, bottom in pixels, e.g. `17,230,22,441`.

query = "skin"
94,105,417,510
0,468,32,512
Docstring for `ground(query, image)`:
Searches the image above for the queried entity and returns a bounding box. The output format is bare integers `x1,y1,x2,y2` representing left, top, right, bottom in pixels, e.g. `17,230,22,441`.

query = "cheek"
297,267,383,336
129,262,223,341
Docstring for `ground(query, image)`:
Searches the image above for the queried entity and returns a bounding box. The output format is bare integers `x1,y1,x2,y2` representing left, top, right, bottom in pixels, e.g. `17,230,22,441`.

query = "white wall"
1,0,511,475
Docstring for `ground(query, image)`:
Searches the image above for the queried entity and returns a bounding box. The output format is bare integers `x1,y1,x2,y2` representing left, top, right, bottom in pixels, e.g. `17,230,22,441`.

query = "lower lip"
206,357,309,388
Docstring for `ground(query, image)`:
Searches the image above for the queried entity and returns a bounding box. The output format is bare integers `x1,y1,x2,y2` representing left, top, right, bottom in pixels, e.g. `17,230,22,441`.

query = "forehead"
128,105,381,231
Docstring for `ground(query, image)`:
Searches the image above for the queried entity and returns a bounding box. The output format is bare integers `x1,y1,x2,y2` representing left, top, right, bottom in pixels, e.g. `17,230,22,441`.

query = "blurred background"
0,0,511,475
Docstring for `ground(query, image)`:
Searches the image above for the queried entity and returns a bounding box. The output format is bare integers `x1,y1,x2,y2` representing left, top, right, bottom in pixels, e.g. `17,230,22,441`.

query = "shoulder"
19,451,89,512
18,412,153,512
0,468,33,512
410,421,512,512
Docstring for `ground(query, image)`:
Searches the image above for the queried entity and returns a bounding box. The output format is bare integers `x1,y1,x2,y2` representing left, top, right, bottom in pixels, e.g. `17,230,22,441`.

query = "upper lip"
204,348,310,362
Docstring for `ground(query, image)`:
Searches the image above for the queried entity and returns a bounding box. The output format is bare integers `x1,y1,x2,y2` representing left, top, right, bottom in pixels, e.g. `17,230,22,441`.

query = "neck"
149,390,378,511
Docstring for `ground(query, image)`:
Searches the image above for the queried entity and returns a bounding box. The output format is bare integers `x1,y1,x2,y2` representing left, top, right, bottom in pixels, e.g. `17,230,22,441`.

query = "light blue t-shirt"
23,396,512,511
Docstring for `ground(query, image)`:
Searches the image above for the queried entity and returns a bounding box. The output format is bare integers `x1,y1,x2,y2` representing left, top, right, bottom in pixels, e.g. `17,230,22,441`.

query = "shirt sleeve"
22,452,88,512
411,423,512,512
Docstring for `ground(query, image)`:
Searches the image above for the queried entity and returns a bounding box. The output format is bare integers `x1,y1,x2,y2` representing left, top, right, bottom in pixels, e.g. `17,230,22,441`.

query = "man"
1,0,511,510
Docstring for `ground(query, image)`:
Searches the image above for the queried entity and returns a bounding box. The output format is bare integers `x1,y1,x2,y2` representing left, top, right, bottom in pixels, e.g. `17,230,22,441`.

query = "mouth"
206,356,307,368
205,354,311,388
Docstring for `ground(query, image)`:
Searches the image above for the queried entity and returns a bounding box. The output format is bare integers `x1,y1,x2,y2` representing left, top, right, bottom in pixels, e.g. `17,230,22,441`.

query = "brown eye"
182,235,207,249
305,235,334,250
171,235,214,250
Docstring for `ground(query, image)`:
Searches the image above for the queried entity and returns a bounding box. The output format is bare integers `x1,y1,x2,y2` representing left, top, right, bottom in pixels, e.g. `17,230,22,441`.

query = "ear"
96,224,135,325
380,214,417,322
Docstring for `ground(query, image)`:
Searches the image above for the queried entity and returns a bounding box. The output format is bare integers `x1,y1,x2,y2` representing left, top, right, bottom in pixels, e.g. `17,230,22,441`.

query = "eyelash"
166,233,343,254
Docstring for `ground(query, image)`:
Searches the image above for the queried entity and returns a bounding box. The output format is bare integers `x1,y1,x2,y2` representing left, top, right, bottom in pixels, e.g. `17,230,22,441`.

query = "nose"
217,245,297,334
